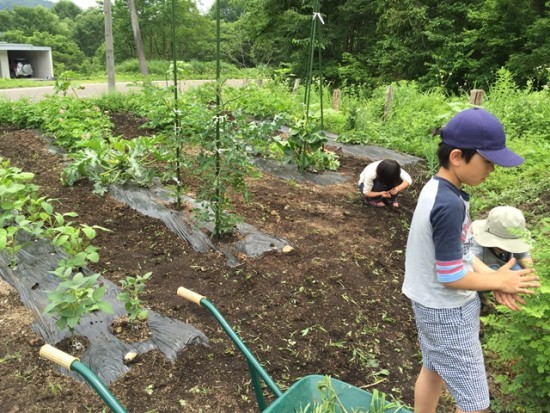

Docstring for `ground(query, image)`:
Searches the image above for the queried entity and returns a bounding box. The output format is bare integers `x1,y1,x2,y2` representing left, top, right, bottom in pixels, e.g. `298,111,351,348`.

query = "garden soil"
1,114,471,413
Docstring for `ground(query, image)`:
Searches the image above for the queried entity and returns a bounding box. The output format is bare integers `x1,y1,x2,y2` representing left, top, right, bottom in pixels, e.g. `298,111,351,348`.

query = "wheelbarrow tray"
263,374,410,412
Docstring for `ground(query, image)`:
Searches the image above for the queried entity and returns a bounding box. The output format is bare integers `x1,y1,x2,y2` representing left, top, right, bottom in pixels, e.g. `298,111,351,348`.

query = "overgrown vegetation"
482,219,550,413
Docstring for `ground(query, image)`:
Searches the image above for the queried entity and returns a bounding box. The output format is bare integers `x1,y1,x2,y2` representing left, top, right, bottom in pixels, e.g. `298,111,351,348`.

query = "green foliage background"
1,0,550,93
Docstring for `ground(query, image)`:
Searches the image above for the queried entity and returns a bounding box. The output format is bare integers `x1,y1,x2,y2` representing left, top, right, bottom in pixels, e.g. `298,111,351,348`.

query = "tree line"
1,0,549,92
226,0,550,92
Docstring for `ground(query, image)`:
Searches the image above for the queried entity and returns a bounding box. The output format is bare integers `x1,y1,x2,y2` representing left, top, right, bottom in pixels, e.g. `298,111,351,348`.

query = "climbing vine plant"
285,0,339,172
192,0,255,238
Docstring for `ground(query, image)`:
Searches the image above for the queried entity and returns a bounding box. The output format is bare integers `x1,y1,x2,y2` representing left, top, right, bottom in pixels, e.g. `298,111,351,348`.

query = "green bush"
321,108,347,134
224,80,299,120
482,219,550,412
116,59,182,77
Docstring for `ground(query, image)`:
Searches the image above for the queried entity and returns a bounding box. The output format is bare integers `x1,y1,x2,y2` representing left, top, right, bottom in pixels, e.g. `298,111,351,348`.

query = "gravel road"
0,79,258,102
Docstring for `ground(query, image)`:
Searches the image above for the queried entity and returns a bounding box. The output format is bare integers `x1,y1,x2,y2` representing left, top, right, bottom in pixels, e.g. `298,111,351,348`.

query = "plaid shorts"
412,296,490,412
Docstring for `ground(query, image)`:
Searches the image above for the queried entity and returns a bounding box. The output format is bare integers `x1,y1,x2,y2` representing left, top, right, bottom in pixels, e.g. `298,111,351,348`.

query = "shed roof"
0,42,51,51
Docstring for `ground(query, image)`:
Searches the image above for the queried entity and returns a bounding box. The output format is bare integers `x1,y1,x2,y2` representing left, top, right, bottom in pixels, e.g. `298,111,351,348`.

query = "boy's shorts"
412,296,490,412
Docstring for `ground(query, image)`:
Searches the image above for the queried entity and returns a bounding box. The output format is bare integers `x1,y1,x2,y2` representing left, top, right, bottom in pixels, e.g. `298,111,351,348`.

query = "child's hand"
389,186,400,195
497,258,540,294
381,191,391,198
494,292,526,311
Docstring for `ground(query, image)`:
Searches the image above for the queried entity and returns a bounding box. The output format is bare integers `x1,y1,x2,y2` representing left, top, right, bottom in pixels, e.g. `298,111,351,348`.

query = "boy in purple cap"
402,108,540,413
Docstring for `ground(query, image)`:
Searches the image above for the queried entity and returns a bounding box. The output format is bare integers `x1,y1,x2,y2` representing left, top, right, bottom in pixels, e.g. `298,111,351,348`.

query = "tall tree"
53,0,82,20
206,0,246,22
127,0,148,75
104,0,116,91
466,0,538,87
74,8,104,57
0,5,68,36
112,0,213,62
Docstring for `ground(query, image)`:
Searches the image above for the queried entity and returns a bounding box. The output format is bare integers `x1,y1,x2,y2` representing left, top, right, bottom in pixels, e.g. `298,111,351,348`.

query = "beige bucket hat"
472,206,532,253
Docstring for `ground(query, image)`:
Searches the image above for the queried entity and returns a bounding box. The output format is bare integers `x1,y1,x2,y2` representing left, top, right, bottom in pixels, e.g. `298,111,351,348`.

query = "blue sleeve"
430,192,467,282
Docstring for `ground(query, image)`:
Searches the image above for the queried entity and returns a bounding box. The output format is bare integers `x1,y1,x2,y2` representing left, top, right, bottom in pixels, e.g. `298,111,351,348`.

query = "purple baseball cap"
441,107,524,167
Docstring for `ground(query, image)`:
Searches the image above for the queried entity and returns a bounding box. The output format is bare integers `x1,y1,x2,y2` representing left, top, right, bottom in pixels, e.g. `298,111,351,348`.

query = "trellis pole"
303,0,324,129
170,0,182,209
214,0,222,236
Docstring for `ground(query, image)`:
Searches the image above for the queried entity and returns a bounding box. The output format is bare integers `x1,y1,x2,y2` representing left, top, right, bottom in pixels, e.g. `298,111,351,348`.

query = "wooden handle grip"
39,344,78,370
177,287,205,305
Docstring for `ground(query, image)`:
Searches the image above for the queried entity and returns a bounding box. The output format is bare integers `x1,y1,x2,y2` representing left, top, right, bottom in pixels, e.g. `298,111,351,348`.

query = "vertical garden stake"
171,0,182,209
214,0,222,237
304,0,324,128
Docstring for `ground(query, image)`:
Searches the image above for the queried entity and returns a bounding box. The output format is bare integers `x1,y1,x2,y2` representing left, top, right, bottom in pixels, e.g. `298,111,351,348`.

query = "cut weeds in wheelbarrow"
40,287,412,413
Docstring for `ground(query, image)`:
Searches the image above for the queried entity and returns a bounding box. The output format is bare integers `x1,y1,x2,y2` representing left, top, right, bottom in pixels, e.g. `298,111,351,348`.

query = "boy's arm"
365,190,391,198
472,255,494,273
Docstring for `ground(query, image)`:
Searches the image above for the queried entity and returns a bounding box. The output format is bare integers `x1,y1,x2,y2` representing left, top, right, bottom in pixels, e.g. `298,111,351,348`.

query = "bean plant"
0,159,41,264
44,272,113,335
117,272,152,322
0,158,113,336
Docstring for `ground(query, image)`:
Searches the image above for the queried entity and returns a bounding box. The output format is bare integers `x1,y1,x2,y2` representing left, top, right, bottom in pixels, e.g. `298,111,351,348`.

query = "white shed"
0,42,54,79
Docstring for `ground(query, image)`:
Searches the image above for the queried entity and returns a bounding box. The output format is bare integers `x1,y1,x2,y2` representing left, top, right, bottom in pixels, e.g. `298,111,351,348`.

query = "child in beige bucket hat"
471,206,533,271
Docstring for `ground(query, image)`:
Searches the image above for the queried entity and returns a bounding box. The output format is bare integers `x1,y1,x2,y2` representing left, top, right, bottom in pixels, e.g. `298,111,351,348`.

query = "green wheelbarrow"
177,287,411,413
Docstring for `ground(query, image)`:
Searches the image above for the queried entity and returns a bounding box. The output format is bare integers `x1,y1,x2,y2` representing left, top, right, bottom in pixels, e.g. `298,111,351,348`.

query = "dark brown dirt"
0,115,458,413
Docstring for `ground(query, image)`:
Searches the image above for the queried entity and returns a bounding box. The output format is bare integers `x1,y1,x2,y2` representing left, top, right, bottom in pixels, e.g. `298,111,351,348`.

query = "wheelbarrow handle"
177,286,205,306
39,344,78,370
39,345,128,413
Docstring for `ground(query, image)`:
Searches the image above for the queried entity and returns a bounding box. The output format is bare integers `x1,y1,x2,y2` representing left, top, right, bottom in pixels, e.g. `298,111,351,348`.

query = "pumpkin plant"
271,117,339,172
61,135,168,195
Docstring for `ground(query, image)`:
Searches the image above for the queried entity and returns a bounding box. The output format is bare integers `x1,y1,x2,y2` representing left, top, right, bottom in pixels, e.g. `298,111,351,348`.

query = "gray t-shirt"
403,177,476,308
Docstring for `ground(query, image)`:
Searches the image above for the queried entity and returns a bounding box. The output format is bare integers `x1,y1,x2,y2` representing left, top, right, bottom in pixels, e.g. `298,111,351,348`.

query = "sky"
58,0,215,13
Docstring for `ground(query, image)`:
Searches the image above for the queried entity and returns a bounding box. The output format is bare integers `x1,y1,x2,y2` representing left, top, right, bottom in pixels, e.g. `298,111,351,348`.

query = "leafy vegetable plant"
117,272,152,321
44,272,113,335
271,117,339,172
